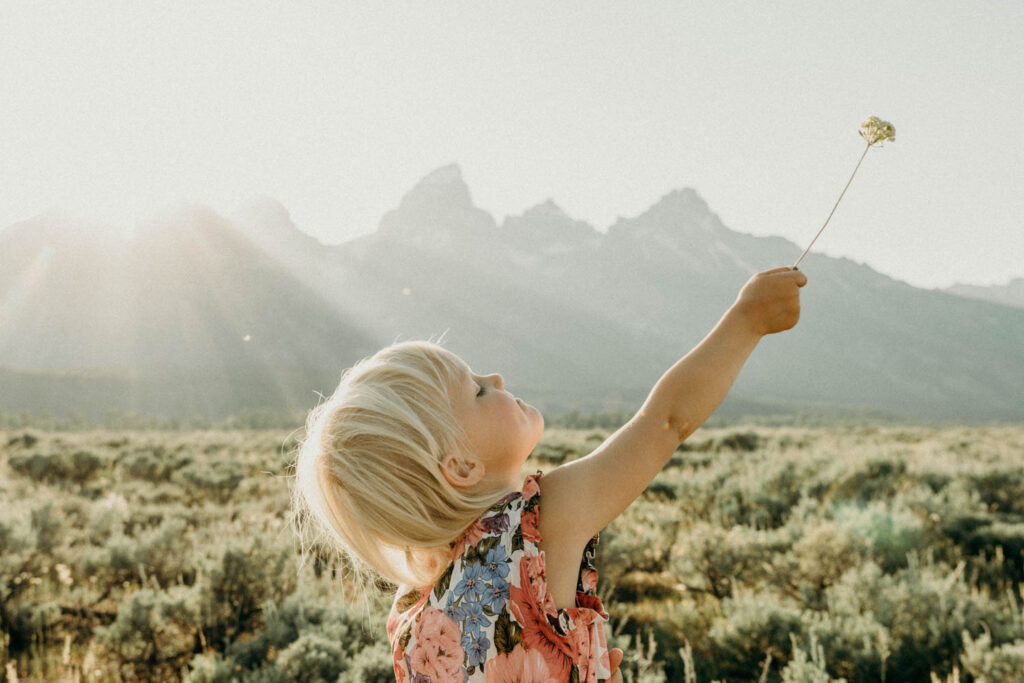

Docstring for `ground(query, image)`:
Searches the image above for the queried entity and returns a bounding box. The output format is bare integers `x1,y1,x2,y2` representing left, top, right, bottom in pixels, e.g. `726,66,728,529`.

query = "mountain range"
946,279,1024,310
2,164,1022,422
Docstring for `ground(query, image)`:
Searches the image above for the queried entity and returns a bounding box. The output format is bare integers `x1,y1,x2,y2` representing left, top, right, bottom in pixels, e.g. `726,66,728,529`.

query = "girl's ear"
441,453,485,488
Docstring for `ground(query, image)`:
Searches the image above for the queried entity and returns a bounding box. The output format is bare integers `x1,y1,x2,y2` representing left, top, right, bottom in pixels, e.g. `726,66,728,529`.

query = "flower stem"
793,142,872,269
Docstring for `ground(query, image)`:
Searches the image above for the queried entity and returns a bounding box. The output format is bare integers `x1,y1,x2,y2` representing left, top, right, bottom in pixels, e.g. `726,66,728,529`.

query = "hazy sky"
2,1,1022,289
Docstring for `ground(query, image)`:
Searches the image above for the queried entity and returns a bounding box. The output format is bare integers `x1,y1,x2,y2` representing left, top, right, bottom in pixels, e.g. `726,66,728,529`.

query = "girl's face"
447,363,544,491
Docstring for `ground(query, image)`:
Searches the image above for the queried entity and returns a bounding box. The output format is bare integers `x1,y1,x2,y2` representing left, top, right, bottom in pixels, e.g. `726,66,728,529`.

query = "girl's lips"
516,398,525,411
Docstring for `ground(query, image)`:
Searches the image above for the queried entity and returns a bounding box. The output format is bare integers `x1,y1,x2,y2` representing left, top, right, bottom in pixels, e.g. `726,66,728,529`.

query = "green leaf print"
398,622,412,651
395,589,420,613
569,663,580,683
432,562,454,601
464,535,501,565
493,605,522,654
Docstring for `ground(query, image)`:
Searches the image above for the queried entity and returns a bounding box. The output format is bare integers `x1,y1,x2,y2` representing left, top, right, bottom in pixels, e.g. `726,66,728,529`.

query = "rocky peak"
234,195,294,228
947,277,1024,309
232,195,324,254
638,187,714,227
389,163,476,217
502,198,599,251
606,187,726,241
377,164,497,242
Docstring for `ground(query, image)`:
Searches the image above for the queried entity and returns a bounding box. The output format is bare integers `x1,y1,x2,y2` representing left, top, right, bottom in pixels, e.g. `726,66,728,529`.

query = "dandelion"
793,116,895,269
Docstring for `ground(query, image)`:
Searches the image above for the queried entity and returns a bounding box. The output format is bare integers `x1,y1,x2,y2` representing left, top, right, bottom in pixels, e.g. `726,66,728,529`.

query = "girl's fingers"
763,266,808,287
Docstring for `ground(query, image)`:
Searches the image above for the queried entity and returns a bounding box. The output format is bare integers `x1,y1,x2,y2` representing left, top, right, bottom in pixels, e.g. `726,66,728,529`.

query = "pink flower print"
520,553,555,613
565,616,611,682
408,607,465,681
520,508,541,543
392,647,407,683
574,593,608,620
508,556,574,680
485,645,560,683
522,475,541,501
453,519,487,559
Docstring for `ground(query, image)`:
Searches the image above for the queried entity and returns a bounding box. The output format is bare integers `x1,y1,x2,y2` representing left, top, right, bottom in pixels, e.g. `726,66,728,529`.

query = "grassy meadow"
2,424,1024,682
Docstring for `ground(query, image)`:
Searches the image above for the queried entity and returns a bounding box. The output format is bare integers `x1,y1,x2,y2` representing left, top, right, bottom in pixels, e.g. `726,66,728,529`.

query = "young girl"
292,266,807,682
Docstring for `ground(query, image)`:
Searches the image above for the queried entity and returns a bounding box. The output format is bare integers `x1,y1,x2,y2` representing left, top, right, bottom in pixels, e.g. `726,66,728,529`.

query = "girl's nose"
487,373,504,390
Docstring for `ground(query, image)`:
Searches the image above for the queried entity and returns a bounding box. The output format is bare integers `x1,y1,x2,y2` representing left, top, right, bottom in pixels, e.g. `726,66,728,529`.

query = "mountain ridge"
2,164,1022,422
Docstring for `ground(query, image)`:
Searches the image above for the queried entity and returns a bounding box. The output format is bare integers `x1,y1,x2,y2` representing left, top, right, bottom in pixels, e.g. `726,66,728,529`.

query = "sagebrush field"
2,424,1023,682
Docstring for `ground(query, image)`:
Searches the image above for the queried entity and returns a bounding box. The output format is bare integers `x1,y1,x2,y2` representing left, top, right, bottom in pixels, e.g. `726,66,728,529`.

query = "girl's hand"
731,267,807,337
608,647,624,682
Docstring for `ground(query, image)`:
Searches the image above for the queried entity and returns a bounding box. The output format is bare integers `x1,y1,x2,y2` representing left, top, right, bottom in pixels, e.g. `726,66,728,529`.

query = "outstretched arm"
538,267,807,546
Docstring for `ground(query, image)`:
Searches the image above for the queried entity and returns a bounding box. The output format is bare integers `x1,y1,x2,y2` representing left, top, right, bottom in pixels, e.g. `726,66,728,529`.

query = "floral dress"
387,472,612,682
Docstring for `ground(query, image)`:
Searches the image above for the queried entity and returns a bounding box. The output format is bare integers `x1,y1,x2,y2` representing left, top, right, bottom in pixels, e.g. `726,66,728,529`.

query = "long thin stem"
793,142,872,269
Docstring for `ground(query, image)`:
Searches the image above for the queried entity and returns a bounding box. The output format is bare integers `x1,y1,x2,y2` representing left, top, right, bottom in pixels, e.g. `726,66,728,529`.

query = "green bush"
828,500,927,572
175,461,247,504
959,630,1024,682
30,502,63,553
821,558,1020,680
708,589,805,676
182,653,240,683
78,517,195,593
671,523,794,599
94,586,200,677
8,601,61,656
716,431,762,452
188,587,388,682
195,540,293,650
336,641,395,683
967,468,1024,515
275,632,348,682
780,633,847,682
5,425,1024,681
8,449,106,485
824,455,907,504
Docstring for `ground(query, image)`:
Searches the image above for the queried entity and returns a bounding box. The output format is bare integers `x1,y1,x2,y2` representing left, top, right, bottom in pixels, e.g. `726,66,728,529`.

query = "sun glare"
48,191,241,241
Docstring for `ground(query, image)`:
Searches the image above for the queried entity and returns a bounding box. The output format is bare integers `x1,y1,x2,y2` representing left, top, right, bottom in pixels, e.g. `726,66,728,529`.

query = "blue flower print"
453,562,487,601
462,632,491,668
480,575,509,613
482,547,510,582
448,600,488,639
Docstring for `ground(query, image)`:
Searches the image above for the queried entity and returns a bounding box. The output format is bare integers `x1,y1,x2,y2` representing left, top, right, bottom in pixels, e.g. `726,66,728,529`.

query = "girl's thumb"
609,647,624,674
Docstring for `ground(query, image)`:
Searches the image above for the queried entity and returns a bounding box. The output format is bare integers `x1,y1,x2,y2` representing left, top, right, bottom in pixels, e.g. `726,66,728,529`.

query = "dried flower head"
859,116,895,145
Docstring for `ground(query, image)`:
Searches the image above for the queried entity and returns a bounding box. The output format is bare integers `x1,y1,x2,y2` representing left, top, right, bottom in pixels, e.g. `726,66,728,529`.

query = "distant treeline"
0,409,634,432
0,410,307,432
0,407,933,432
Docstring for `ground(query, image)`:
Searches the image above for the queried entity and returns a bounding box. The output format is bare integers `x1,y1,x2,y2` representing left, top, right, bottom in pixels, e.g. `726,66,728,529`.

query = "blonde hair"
290,340,511,601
